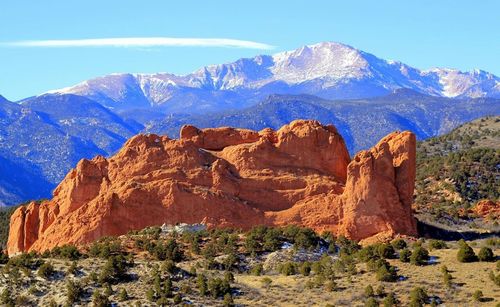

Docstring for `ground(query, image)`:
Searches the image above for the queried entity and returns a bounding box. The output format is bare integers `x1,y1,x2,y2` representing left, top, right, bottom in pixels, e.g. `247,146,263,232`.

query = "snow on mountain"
44,41,500,114
423,68,499,98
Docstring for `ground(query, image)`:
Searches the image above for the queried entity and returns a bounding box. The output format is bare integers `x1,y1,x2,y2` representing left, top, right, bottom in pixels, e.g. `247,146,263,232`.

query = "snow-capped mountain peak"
44,41,500,111
270,42,370,83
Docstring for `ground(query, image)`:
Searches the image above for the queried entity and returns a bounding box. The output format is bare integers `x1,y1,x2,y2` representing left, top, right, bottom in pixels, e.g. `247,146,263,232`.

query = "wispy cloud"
2,37,275,50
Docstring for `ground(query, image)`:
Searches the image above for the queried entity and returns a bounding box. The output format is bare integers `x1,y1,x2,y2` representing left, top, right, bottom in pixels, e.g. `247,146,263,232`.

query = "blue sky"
1,0,499,101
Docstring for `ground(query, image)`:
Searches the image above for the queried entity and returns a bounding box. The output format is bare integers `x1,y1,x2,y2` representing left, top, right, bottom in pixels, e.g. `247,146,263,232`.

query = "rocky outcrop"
7,120,417,254
470,200,500,219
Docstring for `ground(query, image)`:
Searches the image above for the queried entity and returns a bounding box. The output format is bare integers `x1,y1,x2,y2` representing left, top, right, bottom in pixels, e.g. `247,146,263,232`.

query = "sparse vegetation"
410,246,430,265
409,287,428,307
37,261,55,279
415,116,500,231
457,240,478,262
473,290,484,302
478,246,494,262
0,224,497,305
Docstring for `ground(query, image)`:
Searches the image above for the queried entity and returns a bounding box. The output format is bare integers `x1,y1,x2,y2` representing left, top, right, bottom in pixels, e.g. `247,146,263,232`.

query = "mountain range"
43,42,500,115
1,41,499,205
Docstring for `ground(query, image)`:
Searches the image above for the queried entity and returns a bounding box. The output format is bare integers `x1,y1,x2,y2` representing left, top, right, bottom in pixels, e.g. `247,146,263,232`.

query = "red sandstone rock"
7,120,417,255
470,200,500,219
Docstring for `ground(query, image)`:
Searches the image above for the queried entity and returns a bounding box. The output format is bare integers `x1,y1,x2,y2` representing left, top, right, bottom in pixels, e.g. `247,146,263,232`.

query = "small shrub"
118,288,128,301
150,239,183,261
224,271,234,283
440,265,448,274
66,280,83,305
103,283,113,297
51,244,81,260
376,265,398,282
15,295,30,306
88,239,121,259
208,277,231,298
162,276,173,298
377,243,396,259
357,245,379,263
162,259,176,274
409,287,428,307
173,293,182,304
156,296,168,305
376,285,385,296
146,288,156,302
197,273,208,296
383,292,397,307
7,253,41,270
67,261,78,275
28,285,40,296
472,290,483,302
391,238,407,250
367,258,389,272
457,242,477,262
37,262,55,279
443,271,453,288
99,255,128,284
293,227,319,250
428,239,447,250
364,297,378,307
250,263,263,276
489,270,500,286
325,280,336,292
0,253,9,264
92,290,110,307
300,261,312,276
364,285,374,297
279,261,297,276
410,246,429,265
223,293,234,307
399,248,411,262
478,247,494,262
0,288,14,307
263,228,282,252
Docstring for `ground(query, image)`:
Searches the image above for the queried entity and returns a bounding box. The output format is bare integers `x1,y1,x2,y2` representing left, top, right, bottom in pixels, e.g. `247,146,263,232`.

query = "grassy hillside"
0,226,498,306
415,116,500,230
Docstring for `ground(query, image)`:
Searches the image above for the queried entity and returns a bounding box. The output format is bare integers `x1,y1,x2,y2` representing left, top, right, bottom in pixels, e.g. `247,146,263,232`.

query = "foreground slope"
8,120,417,254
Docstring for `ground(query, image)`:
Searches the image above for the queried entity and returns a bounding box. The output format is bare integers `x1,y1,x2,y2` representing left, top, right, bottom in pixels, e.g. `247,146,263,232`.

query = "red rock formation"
7,120,417,255
470,200,500,219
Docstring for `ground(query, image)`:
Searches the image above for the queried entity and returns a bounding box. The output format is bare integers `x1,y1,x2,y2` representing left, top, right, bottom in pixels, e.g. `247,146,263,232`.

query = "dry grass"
0,241,498,306
235,244,499,306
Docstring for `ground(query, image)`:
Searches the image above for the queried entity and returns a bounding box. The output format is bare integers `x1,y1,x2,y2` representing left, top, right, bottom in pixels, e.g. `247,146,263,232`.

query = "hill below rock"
415,116,500,231
8,120,417,254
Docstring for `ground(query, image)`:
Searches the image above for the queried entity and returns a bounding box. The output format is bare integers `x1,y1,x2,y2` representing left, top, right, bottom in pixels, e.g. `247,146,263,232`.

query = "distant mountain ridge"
44,42,500,116
0,95,141,205
146,90,500,154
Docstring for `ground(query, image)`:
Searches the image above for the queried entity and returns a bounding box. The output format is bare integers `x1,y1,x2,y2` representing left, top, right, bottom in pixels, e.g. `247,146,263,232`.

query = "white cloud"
3,37,275,50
